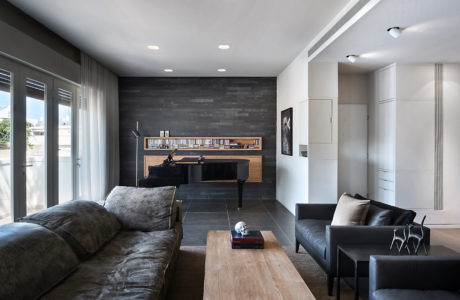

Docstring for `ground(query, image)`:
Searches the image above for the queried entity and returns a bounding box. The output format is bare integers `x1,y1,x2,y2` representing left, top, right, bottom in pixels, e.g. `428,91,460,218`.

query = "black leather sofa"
295,196,429,295
369,255,460,300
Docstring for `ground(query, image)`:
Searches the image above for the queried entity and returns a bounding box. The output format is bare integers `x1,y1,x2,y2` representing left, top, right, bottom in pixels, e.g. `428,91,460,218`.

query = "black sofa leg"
327,274,334,296
295,239,300,253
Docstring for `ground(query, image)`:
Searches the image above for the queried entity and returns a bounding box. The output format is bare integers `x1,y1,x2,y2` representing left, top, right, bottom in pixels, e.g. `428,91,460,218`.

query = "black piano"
139,157,250,208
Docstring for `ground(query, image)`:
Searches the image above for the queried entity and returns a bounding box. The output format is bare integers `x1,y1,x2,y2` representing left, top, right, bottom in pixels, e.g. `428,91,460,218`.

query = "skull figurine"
235,221,249,236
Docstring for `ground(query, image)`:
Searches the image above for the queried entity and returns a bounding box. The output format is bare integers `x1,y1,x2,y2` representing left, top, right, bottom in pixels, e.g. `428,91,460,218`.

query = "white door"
309,99,332,144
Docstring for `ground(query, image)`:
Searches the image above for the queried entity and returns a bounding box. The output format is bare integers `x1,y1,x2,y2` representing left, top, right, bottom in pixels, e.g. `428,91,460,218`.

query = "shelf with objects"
143,136,262,151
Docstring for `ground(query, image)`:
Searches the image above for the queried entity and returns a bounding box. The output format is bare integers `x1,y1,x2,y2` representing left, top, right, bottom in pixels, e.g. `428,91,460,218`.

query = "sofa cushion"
373,289,460,300
20,200,121,260
355,194,416,225
0,222,79,300
331,194,370,226
295,219,330,260
105,186,177,231
41,227,181,300
366,205,393,226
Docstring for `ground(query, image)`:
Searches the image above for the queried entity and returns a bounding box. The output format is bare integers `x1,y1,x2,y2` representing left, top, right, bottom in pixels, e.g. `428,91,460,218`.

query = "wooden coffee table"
204,230,315,300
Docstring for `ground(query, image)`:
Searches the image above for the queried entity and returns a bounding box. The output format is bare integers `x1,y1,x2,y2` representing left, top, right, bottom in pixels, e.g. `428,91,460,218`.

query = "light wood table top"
203,230,315,300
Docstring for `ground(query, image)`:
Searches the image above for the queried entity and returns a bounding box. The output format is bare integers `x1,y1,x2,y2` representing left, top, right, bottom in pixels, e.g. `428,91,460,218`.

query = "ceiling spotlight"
346,55,358,63
387,27,401,38
218,44,230,50
217,68,227,72
147,45,160,50
163,69,174,72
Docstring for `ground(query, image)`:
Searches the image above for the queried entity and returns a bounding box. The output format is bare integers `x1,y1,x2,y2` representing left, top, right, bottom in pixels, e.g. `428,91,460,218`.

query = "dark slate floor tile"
253,226,294,247
184,212,229,226
188,200,227,212
226,199,265,211
181,199,296,247
228,211,277,227
182,225,230,246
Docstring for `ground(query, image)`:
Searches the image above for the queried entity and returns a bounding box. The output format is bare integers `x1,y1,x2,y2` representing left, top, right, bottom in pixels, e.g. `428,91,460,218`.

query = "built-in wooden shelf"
144,137,262,151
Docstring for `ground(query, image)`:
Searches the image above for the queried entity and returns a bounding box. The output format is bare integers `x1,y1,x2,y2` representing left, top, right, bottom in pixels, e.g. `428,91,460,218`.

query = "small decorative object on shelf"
230,228,264,249
407,215,428,255
144,137,262,151
234,221,248,236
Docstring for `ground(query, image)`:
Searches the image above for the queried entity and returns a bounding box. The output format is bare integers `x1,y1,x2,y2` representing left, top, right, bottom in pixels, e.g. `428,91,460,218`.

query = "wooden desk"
204,231,315,300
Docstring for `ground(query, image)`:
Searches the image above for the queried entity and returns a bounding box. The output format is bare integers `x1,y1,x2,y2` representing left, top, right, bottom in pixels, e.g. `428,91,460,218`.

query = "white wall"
0,20,80,83
276,48,309,214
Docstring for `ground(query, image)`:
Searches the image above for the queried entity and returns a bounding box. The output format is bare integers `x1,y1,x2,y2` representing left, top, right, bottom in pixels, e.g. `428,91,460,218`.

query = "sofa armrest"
175,200,183,223
295,203,336,220
369,255,460,297
326,225,403,275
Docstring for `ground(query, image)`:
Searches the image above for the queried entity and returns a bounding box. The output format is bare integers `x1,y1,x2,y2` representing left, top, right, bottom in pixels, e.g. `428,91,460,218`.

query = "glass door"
0,55,79,220
56,84,76,203
25,78,47,215
0,69,12,224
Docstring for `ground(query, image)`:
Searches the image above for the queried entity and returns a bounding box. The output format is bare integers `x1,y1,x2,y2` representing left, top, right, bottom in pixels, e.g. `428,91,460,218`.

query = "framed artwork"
281,108,293,156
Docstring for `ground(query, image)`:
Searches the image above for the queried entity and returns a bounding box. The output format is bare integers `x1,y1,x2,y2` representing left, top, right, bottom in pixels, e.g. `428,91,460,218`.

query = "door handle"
22,164,33,167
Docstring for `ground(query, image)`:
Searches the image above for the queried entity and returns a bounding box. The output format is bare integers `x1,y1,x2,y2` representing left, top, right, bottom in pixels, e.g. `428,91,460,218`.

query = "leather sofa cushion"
41,227,181,300
331,194,370,226
295,219,330,260
365,205,393,226
355,194,416,225
0,223,79,300
105,186,177,231
20,200,121,260
373,289,460,300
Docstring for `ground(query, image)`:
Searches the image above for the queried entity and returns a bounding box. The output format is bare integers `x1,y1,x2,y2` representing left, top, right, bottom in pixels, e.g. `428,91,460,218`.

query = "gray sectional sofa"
0,186,182,300
295,195,429,295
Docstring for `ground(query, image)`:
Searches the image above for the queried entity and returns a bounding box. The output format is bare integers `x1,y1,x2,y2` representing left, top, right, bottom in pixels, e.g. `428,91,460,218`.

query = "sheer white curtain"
79,53,119,202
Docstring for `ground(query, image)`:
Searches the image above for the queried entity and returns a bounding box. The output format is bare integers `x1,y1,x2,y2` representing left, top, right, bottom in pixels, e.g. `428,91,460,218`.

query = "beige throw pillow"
331,194,370,226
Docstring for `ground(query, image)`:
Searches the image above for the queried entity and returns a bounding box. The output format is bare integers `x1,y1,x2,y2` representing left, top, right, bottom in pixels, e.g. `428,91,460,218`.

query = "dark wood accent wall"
119,77,276,200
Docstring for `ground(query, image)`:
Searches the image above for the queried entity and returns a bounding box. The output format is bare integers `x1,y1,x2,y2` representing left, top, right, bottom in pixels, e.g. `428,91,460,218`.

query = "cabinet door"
309,99,332,144
377,101,395,171
377,187,395,205
380,66,396,101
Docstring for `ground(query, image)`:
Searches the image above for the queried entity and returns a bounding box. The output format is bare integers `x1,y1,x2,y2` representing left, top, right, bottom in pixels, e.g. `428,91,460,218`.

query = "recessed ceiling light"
217,68,227,72
218,44,230,50
163,68,174,72
387,27,401,38
346,55,358,63
147,45,160,50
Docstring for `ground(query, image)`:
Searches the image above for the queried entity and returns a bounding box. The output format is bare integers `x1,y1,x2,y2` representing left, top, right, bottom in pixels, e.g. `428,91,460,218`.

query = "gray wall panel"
119,77,276,200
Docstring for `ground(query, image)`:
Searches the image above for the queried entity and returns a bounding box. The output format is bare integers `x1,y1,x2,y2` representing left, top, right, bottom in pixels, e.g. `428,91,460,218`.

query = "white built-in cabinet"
372,64,435,209
375,65,396,205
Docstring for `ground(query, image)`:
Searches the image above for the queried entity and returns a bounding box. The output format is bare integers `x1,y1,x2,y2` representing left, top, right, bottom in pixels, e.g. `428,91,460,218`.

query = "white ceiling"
313,0,460,74
9,0,349,77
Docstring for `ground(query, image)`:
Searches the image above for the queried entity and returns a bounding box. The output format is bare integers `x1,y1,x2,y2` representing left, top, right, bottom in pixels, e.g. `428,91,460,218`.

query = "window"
0,56,79,221
58,88,73,203
0,69,12,225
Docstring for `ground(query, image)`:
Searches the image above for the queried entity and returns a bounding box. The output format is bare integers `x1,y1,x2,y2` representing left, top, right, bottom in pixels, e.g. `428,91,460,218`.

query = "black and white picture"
281,108,292,156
